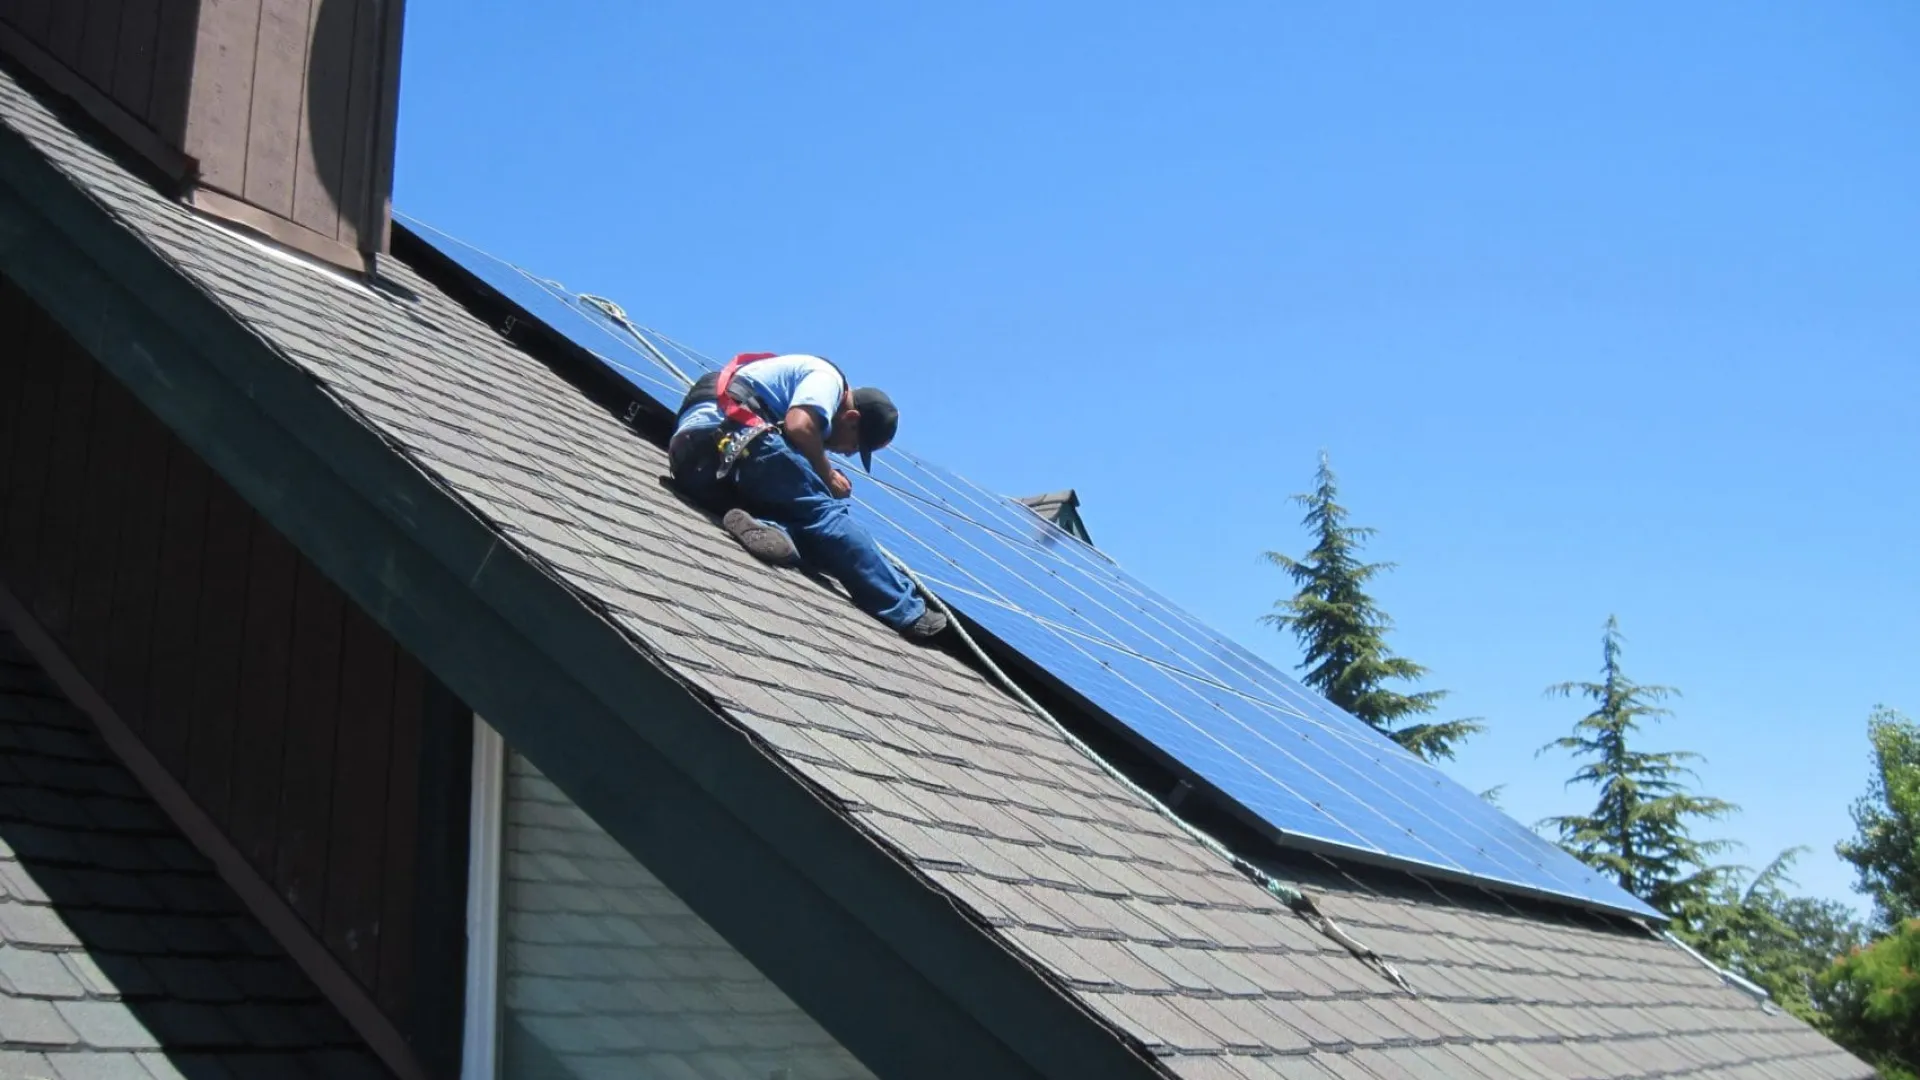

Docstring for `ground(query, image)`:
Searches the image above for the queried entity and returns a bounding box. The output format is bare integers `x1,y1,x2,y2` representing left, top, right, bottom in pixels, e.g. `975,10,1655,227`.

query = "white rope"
882,544,1416,995
395,214,1414,993
393,213,697,394
578,294,696,387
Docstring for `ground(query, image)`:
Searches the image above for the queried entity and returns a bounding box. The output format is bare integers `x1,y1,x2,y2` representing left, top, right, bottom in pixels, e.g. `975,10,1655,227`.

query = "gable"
0,267,476,1077
0,624,390,1075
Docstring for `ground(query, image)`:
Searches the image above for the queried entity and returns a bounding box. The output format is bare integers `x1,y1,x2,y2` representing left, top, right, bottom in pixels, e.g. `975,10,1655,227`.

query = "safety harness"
679,352,851,479
712,351,782,429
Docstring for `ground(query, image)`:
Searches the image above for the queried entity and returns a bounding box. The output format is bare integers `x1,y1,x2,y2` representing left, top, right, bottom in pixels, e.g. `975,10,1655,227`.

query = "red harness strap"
712,352,780,429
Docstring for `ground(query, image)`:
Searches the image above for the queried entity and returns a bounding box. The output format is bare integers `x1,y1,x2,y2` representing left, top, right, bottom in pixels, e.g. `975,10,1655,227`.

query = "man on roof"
667,352,949,641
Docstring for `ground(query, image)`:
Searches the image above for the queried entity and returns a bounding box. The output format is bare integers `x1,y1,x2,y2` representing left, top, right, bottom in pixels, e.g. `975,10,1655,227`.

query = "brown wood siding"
147,0,200,143
181,0,259,195
146,442,212,776
67,356,133,677
1,0,49,48
102,401,171,730
2,283,59,596
31,322,95,638
277,556,346,926
78,1,123,90
184,0,400,253
43,1,84,70
0,0,402,261
230,524,299,869
109,0,161,118
292,0,357,243
0,0,198,137
326,602,398,987
0,274,465,1068
330,0,381,251
244,0,311,218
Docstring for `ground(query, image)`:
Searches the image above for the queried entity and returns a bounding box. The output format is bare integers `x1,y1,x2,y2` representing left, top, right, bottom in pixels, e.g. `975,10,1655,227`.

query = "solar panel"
403,216,1664,922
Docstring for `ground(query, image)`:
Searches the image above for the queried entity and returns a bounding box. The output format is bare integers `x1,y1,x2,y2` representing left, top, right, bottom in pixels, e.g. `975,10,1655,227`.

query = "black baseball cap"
852,387,898,472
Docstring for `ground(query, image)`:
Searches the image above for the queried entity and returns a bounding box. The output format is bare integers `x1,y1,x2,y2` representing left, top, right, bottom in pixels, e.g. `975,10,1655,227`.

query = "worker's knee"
790,498,854,541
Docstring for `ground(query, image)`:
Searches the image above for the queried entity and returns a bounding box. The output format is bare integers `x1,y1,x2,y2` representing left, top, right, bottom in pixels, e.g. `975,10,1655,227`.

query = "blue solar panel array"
404,216,1663,922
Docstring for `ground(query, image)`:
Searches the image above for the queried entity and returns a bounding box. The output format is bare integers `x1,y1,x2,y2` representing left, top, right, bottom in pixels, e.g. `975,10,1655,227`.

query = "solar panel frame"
845,456,1659,919
403,217,1666,923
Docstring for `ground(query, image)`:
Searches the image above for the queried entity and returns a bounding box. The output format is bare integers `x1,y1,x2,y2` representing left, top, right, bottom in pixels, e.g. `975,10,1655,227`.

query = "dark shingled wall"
0,626,388,1076
0,272,469,1073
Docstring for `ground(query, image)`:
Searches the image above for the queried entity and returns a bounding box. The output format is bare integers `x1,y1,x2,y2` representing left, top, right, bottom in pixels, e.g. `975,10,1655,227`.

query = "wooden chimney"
0,0,406,271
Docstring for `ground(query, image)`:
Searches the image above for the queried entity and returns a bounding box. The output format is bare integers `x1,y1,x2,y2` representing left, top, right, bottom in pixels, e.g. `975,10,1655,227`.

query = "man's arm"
783,407,851,498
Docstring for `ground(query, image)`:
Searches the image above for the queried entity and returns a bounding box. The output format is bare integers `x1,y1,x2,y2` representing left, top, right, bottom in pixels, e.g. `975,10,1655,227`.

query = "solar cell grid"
862,452,1648,911
407,218,1664,922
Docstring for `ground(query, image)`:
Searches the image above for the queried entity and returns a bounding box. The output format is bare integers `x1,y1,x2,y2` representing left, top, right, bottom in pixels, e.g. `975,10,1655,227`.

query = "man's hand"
784,406,853,498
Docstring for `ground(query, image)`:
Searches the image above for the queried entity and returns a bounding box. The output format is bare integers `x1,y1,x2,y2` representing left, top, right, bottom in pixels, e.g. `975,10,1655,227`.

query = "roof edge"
0,109,1166,1080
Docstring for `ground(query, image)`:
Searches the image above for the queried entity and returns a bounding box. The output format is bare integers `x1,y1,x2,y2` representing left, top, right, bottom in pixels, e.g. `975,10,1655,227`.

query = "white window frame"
461,717,506,1080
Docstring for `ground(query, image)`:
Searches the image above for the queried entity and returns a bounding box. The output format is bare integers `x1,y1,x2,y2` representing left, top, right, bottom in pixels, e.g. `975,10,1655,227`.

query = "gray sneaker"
723,509,799,566
903,607,949,641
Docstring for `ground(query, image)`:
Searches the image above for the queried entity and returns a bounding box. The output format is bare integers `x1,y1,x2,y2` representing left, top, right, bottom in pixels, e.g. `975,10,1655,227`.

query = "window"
462,718,877,1080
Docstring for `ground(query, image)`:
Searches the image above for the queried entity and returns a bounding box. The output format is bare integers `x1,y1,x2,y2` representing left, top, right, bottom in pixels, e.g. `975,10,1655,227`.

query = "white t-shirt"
674,354,845,437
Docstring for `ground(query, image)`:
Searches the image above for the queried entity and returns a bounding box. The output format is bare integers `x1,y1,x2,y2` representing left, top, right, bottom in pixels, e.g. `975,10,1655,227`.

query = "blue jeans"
669,425,927,630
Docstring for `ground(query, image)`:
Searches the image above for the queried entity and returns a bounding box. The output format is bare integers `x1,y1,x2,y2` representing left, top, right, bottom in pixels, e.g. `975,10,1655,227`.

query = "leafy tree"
1838,707,1920,929
1682,848,1868,1025
1538,616,1738,918
1819,918,1920,1080
1263,453,1481,760
1776,896,1874,1022
1783,897,1875,989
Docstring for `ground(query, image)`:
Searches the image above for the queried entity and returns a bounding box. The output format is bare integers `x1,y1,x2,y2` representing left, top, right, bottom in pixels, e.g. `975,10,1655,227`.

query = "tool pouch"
715,424,778,480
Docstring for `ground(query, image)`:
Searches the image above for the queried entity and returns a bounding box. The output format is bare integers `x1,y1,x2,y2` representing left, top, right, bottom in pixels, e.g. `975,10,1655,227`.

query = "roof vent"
1018,489,1094,546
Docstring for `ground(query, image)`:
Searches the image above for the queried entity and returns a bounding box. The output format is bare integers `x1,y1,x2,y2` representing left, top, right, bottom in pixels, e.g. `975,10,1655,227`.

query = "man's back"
676,354,845,435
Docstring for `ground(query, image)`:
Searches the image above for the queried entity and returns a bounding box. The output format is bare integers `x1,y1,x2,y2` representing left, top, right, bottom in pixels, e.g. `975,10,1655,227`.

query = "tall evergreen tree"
1684,848,1867,1025
1263,453,1481,760
1837,707,1920,929
1539,616,1738,918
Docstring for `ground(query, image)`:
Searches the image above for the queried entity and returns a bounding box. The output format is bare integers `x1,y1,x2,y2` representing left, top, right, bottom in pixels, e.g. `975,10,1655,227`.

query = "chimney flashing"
186,184,373,275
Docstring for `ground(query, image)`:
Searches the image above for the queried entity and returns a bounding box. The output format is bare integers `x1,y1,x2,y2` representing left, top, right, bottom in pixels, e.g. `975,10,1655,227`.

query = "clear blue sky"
393,1,1918,910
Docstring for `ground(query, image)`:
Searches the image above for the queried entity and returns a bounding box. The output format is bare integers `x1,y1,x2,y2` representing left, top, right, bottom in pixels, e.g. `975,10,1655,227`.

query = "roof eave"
0,115,1166,1080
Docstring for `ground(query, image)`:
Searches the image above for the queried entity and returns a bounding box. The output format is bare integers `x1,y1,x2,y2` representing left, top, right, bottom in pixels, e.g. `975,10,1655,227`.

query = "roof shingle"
0,61,1874,1080
0,630,386,1074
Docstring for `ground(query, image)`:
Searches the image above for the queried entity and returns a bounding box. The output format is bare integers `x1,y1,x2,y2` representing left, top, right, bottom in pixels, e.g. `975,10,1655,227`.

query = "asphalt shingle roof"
0,630,387,1078
0,62,1875,1080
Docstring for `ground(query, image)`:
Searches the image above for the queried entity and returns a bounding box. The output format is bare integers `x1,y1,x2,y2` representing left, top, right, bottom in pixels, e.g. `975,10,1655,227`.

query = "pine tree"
1539,616,1737,918
1683,848,1867,1025
1263,453,1481,761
